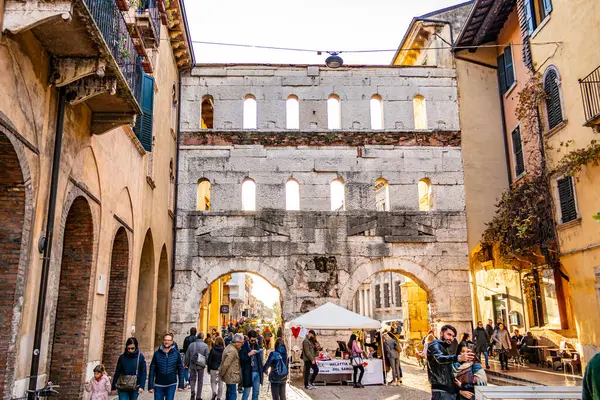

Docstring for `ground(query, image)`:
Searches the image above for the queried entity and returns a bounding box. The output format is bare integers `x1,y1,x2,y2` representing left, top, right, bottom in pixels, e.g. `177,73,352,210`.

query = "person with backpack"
185,332,210,400
263,338,289,400
207,336,226,400
112,337,147,399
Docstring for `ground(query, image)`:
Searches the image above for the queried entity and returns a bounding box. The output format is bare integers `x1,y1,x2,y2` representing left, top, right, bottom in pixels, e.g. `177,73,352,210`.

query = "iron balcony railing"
138,0,161,42
579,65,600,126
82,0,144,106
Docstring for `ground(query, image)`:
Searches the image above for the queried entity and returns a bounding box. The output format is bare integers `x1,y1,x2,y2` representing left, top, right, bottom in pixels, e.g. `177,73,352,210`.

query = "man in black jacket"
182,327,197,387
427,325,474,400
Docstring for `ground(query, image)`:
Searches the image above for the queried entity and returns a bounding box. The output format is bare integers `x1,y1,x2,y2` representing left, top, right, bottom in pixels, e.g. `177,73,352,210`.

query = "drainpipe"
28,86,67,399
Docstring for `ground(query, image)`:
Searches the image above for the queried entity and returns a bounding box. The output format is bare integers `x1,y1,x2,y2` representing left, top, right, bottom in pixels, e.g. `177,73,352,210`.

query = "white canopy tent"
287,302,381,330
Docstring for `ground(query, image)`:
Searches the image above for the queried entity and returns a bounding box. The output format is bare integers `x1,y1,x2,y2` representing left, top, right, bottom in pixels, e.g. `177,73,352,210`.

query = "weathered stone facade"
173,65,473,343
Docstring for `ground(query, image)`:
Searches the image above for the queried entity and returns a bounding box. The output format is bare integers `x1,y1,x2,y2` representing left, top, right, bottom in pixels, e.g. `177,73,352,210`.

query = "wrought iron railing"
138,0,161,41
82,0,144,106
579,65,600,125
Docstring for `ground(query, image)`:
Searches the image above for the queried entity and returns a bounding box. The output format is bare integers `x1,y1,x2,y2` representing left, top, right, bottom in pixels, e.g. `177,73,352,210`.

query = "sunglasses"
127,346,136,351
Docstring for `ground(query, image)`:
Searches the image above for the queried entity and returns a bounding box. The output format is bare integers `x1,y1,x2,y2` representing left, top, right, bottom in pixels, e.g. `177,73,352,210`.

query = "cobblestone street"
136,362,430,400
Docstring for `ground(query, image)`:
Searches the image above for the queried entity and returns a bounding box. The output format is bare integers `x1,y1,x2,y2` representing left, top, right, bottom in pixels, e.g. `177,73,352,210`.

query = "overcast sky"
184,0,469,65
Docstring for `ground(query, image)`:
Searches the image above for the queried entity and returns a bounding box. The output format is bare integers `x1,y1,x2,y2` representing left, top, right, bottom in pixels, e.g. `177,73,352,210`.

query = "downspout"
28,86,67,399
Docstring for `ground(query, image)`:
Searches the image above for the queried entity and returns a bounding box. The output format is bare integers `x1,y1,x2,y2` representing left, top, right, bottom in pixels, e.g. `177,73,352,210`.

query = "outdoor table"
315,358,384,385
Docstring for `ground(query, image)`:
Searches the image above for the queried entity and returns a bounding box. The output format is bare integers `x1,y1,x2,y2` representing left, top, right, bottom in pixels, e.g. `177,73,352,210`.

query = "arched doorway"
0,132,26,399
154,246,170,348
136,230,155,355
102,227,130,376
50,196,94,399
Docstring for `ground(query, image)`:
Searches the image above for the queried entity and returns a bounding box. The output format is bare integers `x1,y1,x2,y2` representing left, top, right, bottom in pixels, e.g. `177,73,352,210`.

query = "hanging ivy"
552,139,600,179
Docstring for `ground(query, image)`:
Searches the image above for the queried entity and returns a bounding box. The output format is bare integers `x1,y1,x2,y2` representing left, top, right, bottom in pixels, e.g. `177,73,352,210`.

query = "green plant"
117,36,131,60
552,139,600,179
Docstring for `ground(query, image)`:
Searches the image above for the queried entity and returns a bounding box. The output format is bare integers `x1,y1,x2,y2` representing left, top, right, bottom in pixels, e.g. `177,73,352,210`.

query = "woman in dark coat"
112,337,147,400
263,338,289,400
207,336,225,400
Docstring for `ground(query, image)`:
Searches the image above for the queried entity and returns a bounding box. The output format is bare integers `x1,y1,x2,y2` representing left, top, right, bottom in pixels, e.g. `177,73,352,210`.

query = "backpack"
273,353,288,377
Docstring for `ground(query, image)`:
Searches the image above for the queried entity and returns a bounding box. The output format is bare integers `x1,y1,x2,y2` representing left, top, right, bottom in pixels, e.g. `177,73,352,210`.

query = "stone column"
359,288,365,316
368,288,373,318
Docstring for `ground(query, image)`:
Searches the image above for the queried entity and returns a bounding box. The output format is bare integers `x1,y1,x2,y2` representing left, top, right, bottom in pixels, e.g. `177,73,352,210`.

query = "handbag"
116,353,140,391
350,354,363,367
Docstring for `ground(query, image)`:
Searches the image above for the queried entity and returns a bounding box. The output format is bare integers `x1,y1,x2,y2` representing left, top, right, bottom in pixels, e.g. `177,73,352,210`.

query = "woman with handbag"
491,323,512,371
347,334,365,388
112,337,147,400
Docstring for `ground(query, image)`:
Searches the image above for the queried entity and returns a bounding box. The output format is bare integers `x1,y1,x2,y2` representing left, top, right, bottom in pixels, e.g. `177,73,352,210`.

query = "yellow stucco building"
0,0,192,398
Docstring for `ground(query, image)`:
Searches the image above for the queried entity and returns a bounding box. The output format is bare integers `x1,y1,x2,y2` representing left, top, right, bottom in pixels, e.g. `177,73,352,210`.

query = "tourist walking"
219,333,243,400
485,319,494,356
348,333,365,388
264,327,273,350
207,336,226,400
473,321,490,369
112,337,147,399
240,330,264,400
491,322,511,370
301,330,319,390
85,365,112,400
427,324,474,400
182,328,198,387
453,343,487,400
263,338,289,400
583,352,600,400
384,333,402,385
186,332,210,400
148,333,184,400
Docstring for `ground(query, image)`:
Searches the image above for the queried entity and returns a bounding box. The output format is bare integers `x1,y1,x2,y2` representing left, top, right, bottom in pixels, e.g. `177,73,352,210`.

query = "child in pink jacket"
84,365,112,400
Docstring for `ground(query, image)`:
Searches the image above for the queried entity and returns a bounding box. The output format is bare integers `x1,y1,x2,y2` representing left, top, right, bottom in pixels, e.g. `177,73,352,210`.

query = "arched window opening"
286,95,300,129
330,178,345,211
413,95,428,130
418,178,432,211
544,67,564,130
197,179,211,211
243,95,257,129
370,95,384,130
327,94,341,129
242,178,256,211
201,95,214,129
375,178,390,211
285,178,300,210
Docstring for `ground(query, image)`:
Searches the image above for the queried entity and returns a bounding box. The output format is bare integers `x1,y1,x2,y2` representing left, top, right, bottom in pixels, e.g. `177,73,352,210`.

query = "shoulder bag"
116,352,140,391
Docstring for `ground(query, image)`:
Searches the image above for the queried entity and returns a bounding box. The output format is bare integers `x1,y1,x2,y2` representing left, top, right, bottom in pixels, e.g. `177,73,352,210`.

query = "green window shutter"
497,53,507,94
557,176,577,223
524,0,536,34
134,73,155,152
544,69,563,130
512,127,525,176
504,46,515,88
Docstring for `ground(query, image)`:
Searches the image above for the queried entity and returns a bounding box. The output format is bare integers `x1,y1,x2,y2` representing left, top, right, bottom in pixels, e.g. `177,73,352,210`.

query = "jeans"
270,382,286,400
432,391,457,400
303,361,319,387
499,350,509,367
389,357,402,380
118,391,139,400
477,351,489,366
184,366,190,384
352,365,364,385
189,368,205,400
153,385,177,400
242,371,260,400
225,384,237,400
210,370,224,399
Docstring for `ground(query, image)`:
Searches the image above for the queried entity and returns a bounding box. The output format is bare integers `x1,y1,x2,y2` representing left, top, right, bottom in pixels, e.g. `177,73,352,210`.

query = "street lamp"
325,52,343,68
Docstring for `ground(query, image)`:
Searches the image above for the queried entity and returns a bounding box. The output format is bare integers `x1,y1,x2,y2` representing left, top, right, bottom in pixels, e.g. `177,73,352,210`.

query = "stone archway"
154,246,170,348
102,227,130,376
135,230,155,355
49,196,94,400
0,131,29,400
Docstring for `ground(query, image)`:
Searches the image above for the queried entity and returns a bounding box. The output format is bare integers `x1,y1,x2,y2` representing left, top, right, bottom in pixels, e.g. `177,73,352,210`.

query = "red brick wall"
0,133,25,399
50,197,93,399
102,227,129,376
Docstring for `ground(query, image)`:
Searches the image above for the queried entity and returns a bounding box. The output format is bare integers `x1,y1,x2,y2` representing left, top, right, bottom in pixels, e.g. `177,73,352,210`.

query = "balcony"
579,65,600,129
3,0,144,134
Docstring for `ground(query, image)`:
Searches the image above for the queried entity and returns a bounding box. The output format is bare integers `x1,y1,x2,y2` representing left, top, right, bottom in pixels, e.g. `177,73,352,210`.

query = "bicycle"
13,382,59,400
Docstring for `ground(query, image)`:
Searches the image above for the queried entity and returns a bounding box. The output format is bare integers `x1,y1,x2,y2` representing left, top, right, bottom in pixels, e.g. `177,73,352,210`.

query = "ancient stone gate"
172,65,473,342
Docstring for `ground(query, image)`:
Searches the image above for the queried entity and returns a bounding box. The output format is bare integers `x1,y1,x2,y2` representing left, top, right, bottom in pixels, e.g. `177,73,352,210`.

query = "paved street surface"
135,362,430,400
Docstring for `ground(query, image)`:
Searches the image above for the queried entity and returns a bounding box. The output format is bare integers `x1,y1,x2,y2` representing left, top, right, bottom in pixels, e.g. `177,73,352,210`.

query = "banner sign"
315,360,353,374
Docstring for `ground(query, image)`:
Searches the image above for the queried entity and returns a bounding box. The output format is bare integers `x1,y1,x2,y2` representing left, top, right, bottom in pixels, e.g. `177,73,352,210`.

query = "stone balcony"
3,0,145,134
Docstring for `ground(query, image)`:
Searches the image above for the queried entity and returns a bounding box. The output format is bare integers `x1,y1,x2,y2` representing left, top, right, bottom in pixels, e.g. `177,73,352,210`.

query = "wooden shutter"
511,128,525,176
134,73,155,152
375,284,381,308
517,0,534,71
504,46,515,88
557,176,577,223
384,283,390,307
524,0,536,33
545,69,563,130
497,53,507,94
542,0,553,16
395,281,401,306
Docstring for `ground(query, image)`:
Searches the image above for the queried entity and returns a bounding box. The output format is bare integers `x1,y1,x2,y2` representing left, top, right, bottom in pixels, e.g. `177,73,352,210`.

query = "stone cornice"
181,129,461,147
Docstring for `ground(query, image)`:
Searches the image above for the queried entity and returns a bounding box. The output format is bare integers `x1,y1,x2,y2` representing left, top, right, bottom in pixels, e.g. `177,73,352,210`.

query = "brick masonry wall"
0,133,25,399
102,227,129,377
49,197,94,400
